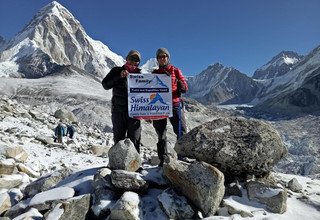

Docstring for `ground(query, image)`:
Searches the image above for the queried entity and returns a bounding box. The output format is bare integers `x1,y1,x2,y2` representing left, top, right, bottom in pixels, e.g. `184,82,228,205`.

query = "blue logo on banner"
144,76,168,88
149,93,168,105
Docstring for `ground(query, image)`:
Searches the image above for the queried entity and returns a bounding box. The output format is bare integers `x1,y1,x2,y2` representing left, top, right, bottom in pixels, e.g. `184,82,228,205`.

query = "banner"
128,73,172,119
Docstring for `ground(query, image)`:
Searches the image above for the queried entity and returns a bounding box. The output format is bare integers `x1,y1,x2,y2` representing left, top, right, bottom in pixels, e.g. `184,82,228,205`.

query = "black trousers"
153,106,187,162
112,111,141,153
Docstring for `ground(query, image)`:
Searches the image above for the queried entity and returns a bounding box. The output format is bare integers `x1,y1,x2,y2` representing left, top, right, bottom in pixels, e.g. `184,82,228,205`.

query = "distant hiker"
102,50,142,153
152,48,188,166
66,124,75,139
54,122,66,144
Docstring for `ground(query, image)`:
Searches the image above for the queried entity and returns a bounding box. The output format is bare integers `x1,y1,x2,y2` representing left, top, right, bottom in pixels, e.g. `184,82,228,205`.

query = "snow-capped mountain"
186,63,262,105
255,45,320,114
0,1,124,79
253,51,303,80
140,58,158,73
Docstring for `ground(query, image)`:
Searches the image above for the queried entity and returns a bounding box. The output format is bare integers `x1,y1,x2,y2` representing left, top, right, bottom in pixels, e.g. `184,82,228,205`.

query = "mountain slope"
255,45,320,114
0,1,124,79
187,63,262,105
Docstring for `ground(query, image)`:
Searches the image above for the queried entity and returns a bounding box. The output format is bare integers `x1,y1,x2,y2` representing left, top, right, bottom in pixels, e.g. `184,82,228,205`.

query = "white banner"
127,73,172,119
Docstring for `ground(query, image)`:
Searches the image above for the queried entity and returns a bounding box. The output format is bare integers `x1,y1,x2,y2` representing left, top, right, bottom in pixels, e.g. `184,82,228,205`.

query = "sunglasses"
127,60,139,67
128,55,140,62
157,55,168,59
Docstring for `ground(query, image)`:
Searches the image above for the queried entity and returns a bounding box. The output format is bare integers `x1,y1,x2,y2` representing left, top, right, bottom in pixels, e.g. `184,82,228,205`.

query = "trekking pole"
178,97,182,139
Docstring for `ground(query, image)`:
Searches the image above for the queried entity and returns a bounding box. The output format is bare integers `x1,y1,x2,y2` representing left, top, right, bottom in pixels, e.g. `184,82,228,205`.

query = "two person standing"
102,48,188,166
54,121,76,144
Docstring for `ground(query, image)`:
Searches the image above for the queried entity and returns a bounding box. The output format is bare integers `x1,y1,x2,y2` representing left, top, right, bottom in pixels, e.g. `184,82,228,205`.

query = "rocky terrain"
0,96,320,219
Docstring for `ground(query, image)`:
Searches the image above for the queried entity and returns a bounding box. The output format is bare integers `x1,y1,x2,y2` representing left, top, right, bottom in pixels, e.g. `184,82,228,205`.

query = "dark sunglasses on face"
129,55,140,62
157,55,168,59
127,60,139,67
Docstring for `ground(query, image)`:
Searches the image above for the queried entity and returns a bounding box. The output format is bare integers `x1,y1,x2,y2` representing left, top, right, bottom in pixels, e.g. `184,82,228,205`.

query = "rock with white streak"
29,187,75,206
10,207,42,220
44,194,90,220
23,168,73,197
92,168,115,190
91,188,119,219
111,170,148,192
158,188,194,219
110,191,141,220
247,181,287,214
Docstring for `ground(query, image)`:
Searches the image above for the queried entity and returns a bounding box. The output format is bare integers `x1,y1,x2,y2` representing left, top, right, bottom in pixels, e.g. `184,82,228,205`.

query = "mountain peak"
253,50,303,80
270,51,302,64
0,1,124,78
38,1,69,16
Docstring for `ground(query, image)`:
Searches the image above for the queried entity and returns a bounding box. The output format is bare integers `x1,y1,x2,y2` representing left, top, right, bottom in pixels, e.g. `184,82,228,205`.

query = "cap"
126,50,141,62
156,48,170,59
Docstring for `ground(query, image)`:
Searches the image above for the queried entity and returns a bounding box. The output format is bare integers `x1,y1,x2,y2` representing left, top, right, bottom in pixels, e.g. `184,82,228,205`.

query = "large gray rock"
23,168,73,197
247,181,287,214
288,177,303,192
111,170,148,192
163,160,225,217
175,117,287,177
3,146,28,163
108,139,141,172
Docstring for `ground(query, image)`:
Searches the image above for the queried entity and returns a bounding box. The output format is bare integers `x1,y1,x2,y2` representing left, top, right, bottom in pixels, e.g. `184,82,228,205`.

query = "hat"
156,48,170,59
126,50,141,62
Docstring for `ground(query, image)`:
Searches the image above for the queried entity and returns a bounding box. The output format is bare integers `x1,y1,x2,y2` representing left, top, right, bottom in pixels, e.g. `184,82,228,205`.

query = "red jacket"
153,64,188,106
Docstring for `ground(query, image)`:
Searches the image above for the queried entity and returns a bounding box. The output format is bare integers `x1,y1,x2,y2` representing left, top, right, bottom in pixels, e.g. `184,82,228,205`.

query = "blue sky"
0,0,320,76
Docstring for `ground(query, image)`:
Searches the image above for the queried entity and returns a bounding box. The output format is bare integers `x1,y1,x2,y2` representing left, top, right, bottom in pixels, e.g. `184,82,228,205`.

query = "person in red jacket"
102,50,142,153
152,48,188,166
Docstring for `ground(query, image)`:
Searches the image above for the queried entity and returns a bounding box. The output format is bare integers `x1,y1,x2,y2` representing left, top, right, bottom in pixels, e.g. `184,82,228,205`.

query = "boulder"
288,178,303,192
163,160,225,217
247,180,287,214
23,168,73,197
175,117,287,177
108,139,141,172
4,146,28,163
